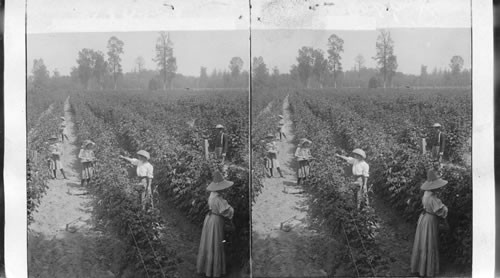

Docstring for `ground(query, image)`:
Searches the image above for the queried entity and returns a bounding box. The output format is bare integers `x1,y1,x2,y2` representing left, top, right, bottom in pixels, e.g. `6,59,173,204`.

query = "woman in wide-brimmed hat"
336,148,370,209
295,138,313,185
264,133,284,178
410,169,449,277
197,171,235,278
78,140,96,187
47,135,68,179
120,150,154,209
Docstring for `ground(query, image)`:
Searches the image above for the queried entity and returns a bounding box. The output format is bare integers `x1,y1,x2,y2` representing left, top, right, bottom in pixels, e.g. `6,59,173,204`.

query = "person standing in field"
411,169,449,277
47,135,68,179
428,123,446,162
120,150,154,210
264,134,284,178
277,115,286,141
335,149,370,209
295,138,312,185
197,171,235,278
59,117,69,143
214,124,229,162
78,140,96,187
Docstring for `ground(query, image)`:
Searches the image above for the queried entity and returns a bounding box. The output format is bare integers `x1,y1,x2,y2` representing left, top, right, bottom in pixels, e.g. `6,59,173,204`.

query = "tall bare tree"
354,54,365,88
153,32,177,90
135,56,145,73
107,36,124,90
327,34,344,88
374,30,398,88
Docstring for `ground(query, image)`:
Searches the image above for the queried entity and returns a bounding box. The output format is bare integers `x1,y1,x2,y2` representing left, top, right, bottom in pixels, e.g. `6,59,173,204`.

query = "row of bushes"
297,90,472,268
289,92,391,276
71,90,250,276
27,99,64,225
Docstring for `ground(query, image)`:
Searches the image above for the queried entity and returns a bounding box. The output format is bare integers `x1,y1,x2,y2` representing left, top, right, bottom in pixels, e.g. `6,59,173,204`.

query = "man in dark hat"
213,124,229,161
428,123,446,162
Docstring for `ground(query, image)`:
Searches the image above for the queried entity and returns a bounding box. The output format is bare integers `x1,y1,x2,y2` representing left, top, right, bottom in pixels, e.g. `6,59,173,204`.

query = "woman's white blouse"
130,158,154,178
346,157,369,177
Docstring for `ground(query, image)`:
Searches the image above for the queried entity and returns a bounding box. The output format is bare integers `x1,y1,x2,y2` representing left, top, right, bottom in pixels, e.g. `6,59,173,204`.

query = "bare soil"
28,98,115,278
252,96,327,277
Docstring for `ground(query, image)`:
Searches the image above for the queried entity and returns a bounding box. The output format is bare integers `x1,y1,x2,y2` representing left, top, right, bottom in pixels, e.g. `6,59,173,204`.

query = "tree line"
29,29,471,92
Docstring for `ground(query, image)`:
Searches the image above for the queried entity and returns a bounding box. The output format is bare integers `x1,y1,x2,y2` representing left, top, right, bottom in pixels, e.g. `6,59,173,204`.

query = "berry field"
251,87,471,276
28,89,250,278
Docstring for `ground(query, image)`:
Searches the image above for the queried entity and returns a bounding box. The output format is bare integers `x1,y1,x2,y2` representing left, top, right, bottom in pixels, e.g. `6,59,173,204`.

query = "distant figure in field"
428,123,446,162
59,123,69,143
197,171,235,278
277,115,286,141
265,134,284,178
47,135,68,179
78,140,96,187
120,150,154,210
214,124,229,162
295,138,312,185
336,149,370,209
411,169,449,277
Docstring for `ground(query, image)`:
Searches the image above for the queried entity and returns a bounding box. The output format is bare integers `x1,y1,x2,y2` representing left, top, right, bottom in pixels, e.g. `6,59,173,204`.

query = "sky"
28,28,470,77
252,28,471,75
28,31,251,76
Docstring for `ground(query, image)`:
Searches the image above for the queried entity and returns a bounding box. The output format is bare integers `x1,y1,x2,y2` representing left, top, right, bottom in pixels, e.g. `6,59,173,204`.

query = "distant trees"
153,32,177,90
374,30,398,88
449,55,464,75
293,47,328,88
107,36,124,89
31,59,50,90
253,56,269,87
199,67,208,88
368,76,379,88
327,34,344,88
229,57,244,78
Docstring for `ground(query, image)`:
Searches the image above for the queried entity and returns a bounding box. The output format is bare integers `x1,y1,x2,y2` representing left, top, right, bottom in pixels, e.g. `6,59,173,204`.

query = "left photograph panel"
27,30,250,277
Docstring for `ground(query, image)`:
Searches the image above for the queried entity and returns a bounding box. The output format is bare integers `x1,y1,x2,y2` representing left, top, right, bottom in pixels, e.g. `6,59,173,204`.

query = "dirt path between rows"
28,97,114,278
251,96,327,277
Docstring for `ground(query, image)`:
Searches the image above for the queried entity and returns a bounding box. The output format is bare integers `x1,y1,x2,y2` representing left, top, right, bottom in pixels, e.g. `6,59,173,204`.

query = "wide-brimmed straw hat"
278,115,284,119
265,133,275,139
421,169,448,191
299,138,312,146
352,148,366,159
207,171,234,192
83,140,95,147
136,150,150,160
49,135,58,140
432,123,442,128
215,124,224,129
60,117,65,120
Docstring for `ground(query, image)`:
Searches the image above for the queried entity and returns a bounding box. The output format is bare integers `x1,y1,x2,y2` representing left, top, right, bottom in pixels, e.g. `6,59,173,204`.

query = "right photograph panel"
251,4,472,278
